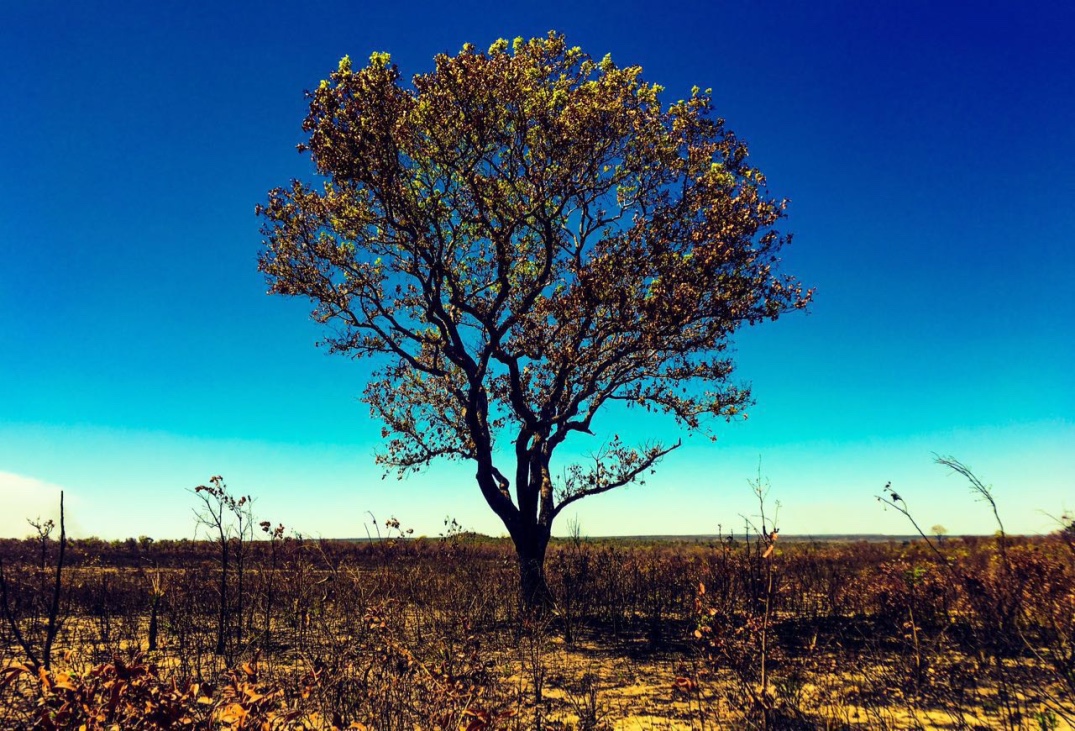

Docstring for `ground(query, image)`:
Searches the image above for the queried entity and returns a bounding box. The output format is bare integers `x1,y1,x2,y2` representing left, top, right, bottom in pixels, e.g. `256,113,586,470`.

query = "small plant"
191,476,256,659
144,561,165,653
0,491,67,671
26,517,55,571
564,672,608,730
692,465,792,729
258,520,286,648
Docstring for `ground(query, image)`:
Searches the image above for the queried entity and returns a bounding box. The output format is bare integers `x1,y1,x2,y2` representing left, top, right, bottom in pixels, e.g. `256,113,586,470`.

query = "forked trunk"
477,435,557,611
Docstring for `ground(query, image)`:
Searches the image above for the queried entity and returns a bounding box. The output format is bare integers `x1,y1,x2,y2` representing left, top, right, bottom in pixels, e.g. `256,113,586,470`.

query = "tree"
191,476,254,657
26,516,55,571
1,492,66,671
257,33,811,607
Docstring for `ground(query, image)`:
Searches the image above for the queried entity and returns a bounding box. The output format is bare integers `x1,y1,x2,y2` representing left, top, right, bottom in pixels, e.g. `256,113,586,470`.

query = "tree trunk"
515,528,554,612
476,432,557,611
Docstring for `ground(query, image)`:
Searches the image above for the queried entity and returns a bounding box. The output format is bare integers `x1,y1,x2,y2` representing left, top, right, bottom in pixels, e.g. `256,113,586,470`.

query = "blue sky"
1,1,1072,540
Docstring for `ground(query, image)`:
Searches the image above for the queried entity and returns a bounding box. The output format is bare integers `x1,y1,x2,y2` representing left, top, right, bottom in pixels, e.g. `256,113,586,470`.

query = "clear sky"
2,1,1072,541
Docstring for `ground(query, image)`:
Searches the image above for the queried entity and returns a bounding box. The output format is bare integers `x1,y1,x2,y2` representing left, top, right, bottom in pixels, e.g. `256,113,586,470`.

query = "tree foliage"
258,33,811,602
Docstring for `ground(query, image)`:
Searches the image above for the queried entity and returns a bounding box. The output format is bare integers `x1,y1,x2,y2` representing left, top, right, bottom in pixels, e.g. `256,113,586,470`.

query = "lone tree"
258,33,811,607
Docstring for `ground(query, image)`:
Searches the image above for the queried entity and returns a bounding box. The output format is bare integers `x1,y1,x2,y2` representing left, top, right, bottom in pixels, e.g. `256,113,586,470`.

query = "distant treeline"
0,531,1040,569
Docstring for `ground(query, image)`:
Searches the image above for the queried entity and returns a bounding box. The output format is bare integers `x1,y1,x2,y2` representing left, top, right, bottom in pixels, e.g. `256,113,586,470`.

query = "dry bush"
3,514,1075,728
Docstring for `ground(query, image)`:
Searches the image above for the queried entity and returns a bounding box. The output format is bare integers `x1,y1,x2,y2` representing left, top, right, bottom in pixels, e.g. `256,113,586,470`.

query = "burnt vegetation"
2,475,1074,729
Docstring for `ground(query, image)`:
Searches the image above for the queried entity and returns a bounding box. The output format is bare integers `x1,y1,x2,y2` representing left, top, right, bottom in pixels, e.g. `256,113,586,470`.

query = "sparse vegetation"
2,467,1074,728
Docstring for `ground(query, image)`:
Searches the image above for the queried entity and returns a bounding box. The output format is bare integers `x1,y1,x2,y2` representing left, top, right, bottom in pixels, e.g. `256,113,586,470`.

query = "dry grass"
3,531,1075,729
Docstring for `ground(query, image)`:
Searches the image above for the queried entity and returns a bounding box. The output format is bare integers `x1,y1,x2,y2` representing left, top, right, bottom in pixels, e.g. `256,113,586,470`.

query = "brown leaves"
258,31,811,525
21,653,302,730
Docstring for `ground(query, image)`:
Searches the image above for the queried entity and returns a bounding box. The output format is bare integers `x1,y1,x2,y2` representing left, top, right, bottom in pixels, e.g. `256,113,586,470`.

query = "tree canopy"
258,33,811,603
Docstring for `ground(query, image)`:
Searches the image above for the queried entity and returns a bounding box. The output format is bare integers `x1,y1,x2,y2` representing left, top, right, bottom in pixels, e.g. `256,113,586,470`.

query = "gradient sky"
2,1,1072,540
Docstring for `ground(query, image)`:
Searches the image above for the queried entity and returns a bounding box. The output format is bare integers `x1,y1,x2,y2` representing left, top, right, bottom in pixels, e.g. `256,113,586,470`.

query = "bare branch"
554,439,681,518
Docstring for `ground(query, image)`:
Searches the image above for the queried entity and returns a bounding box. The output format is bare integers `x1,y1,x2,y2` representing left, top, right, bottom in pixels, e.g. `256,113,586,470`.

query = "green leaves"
258,31,811,524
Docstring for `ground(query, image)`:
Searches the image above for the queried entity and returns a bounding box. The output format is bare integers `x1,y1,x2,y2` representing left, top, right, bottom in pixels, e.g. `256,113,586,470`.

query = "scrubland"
2,521,1075,730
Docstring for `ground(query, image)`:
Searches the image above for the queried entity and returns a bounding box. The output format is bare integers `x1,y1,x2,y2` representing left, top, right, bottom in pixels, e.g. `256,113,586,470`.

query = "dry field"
3,528,1075,729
